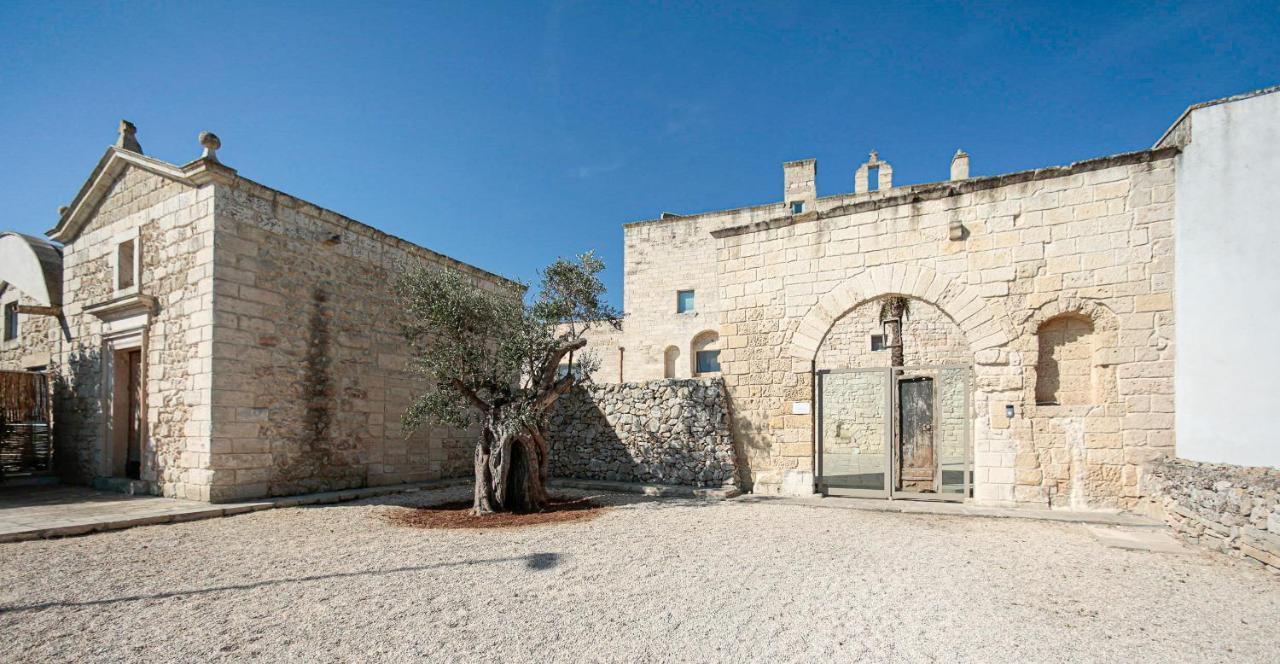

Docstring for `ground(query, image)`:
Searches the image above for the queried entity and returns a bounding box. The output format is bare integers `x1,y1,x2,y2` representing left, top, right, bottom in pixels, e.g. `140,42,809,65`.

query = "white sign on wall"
791,401,811,415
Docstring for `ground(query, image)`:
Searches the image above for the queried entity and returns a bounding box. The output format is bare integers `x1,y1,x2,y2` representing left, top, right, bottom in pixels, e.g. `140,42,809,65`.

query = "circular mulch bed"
385,495,609,530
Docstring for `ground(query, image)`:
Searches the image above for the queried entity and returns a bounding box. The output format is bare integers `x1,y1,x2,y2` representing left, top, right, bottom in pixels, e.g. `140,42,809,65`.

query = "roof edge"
711,147,1179,240
1154,84,1280,149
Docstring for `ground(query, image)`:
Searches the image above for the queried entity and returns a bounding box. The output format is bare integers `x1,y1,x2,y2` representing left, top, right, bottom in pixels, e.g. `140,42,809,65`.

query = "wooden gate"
0,371,53,481
897,376,937,492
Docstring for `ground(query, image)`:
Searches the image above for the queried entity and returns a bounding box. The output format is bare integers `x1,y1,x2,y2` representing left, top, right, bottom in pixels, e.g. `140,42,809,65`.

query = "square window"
676,290,695,314
695,349,720,374
870,334,885,352
3,302,17,341
790,201,805,214
116,238,136,291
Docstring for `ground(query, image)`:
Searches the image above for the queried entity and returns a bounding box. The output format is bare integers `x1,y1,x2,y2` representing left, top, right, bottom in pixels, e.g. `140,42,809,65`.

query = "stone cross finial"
116,120,143,153
199,131,222,162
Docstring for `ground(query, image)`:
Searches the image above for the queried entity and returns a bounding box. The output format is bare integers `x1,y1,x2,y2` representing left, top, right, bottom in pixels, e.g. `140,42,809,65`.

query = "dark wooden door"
126,349,142,479
897,377,936,492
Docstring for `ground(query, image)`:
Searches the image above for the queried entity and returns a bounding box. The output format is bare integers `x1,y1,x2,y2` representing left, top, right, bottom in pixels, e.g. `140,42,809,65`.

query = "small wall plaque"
792,401,812,415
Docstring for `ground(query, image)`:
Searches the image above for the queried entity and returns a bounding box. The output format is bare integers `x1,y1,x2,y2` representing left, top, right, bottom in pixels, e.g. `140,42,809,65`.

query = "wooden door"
126,349,142,479
897,376,936,492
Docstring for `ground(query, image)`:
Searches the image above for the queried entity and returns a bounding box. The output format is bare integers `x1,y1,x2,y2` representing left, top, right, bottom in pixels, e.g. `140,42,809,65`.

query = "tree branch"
537,337,589,391
450,378,491,414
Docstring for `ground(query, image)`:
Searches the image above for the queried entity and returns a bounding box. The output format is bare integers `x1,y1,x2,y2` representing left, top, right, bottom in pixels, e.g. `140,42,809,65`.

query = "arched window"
663,345,680,378
1036,315,1095,405
690,331,720,376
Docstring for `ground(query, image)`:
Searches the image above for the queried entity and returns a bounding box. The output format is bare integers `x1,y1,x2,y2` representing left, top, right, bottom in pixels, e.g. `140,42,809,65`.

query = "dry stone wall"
548,378,738,487
1145,458,1280,572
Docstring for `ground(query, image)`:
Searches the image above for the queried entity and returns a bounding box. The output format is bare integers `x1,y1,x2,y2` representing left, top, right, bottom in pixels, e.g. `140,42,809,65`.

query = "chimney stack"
783,159,817,214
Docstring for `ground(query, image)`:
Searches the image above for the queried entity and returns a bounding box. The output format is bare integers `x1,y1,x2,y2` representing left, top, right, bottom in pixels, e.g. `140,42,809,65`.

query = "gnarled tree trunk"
473,419,553,515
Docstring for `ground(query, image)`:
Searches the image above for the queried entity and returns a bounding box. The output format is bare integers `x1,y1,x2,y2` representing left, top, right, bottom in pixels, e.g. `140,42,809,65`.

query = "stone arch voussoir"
788,265,1016,362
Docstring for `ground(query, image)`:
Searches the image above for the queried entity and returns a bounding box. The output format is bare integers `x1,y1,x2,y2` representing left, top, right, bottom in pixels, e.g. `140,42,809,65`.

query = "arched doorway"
814,296,973,501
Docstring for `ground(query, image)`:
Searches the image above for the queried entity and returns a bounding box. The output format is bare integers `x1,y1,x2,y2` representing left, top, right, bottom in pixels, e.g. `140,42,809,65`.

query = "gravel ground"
1,487,1277,663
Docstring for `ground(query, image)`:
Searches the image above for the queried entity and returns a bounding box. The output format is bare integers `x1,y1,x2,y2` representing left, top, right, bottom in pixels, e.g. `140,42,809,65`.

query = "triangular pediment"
45,147,235,244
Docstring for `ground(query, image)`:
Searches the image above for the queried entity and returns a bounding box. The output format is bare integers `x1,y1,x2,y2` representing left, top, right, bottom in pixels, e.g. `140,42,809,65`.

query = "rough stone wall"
1144,458,1280,572
0,288,57,370
45,165,214,497
548,378,738,487
206,177,517,501
714,150,1177,507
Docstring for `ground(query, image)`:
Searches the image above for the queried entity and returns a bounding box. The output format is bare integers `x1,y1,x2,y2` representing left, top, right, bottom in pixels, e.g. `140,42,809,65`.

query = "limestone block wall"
207,177,518,501
815,297,970,369
548,377,738,487
1144,458,1280,572
51,165,215,497
713,149,1178,507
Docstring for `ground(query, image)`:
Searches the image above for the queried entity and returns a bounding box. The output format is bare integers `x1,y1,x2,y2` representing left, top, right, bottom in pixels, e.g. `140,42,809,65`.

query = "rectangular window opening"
695,349,721,374
867,166,880,192
870,334,885,352
3,302,18,341
790,201,805,214
676,290,695,314
117,238,136,291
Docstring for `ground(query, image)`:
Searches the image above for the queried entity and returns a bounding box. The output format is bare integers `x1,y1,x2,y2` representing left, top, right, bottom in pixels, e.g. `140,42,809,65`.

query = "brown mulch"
385,496,609,530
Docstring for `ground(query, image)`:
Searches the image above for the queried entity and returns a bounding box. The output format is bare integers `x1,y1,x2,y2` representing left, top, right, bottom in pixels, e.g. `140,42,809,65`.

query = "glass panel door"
818,369,889,496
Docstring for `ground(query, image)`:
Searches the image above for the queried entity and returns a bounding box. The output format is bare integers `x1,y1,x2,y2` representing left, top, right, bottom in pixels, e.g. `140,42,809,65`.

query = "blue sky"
1,2,1277,305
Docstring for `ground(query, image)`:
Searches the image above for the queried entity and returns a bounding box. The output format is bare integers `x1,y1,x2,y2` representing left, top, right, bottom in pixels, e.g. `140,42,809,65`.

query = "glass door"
817,368,891,497
818,365,970,502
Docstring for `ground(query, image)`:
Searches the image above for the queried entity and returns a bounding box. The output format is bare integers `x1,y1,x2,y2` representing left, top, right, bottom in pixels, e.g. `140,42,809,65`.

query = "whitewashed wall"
1174,89,1280,468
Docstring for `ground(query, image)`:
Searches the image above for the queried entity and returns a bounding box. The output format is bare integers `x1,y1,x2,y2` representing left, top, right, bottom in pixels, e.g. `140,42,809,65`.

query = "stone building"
582,86,1280,509
0,123,517,501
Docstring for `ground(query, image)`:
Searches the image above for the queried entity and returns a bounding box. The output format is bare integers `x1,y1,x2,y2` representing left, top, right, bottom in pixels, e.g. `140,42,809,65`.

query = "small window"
695,349,721,374
870,334,885,352
676,290,695,314
116,238,136,291
790,201,805,214
3,302,17,341
867,166,880,192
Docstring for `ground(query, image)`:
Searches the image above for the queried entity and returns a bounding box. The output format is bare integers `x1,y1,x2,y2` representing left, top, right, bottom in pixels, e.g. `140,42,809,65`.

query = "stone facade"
0,132,516,501
548,378,737,487
581,136,1180,508
1144,458,1280,572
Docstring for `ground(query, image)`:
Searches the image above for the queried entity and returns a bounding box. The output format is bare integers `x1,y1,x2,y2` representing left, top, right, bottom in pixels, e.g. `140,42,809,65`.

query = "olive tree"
396,252,620,514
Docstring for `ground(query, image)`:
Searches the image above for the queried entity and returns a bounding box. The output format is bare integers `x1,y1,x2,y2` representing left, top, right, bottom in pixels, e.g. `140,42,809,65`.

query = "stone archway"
789,264,1015,361
787,264,1023,504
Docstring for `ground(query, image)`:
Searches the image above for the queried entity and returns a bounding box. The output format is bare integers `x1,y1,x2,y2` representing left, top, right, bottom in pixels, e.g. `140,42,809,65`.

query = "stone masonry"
0,126,518,502
580,143,1178,509
1143,458,1280,573
549,378,738,487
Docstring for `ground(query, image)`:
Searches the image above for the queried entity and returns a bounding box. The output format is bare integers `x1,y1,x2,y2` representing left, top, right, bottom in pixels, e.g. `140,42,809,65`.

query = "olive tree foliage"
396,251,621,514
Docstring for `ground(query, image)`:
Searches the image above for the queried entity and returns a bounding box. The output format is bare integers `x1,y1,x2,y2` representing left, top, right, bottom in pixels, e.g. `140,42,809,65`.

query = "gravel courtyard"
2,488,1277,663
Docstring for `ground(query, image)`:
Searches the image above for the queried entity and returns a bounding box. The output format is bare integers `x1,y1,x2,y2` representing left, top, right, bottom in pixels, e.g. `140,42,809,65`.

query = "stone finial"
58,205,69,216
951,149,970,180
199,131,222,162
115,120,143,154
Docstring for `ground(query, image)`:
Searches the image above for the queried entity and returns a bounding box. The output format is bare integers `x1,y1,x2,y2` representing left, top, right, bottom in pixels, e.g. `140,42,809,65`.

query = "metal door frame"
816,364,971,502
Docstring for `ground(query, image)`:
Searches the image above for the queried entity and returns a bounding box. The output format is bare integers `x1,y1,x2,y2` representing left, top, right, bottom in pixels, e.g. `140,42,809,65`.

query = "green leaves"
396,252,622,435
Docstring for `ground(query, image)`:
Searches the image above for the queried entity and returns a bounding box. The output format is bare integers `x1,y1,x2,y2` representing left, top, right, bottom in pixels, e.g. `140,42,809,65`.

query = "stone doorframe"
787,264,1024,504
87,294,156,486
